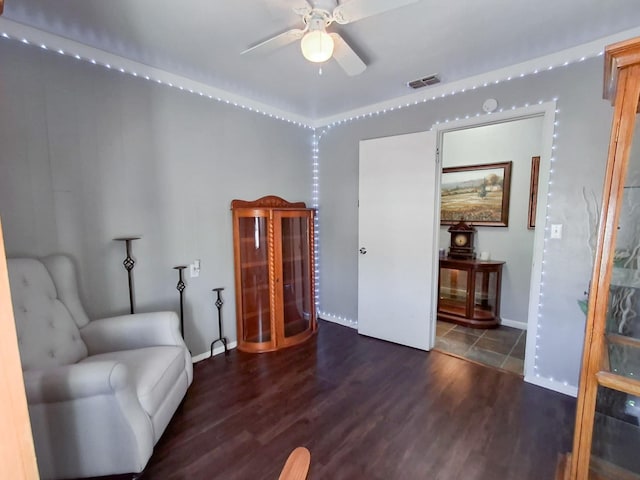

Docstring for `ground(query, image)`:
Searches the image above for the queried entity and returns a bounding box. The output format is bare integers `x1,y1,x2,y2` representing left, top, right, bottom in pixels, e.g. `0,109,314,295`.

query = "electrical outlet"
550,224,563,239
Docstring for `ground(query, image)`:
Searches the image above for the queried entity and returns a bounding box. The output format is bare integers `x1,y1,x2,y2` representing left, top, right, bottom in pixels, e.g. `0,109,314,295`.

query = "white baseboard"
318,312,358,329
191,341,237,363
318,313,526,331
524,374,578,397
501,317,527,330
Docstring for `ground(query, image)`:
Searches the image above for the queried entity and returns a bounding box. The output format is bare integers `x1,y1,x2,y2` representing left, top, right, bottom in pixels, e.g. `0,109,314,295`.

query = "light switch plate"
190,261,200,278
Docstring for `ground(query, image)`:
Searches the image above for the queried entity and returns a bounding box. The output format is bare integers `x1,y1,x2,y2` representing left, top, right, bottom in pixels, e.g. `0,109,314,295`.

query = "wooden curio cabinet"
438,258,505,329
561,37,640,479
231,196,317,353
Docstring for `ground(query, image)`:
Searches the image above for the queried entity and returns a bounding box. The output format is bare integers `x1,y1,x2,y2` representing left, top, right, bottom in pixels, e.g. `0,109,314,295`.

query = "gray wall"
0,40,312,357
0,34,618,390
439,117,543,325
317,58,613,389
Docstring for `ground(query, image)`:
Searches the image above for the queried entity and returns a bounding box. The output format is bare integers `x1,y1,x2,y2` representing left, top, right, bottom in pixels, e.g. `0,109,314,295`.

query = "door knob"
359,247,367,254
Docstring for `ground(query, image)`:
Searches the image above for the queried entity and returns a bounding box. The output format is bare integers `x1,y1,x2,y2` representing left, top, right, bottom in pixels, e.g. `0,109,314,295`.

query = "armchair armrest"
24,361,155,478
23,361,128,403
81,311,185,355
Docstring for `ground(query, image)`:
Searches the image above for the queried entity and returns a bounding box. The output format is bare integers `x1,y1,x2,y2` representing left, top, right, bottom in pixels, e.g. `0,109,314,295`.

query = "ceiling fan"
242,0,419,76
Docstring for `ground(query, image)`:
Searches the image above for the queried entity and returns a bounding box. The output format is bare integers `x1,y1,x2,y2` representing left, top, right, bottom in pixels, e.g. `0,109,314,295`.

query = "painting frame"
528,156,540,229
440,161,512,227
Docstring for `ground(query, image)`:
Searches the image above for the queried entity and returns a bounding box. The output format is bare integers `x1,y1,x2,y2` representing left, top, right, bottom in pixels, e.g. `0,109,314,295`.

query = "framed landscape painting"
440,161,512,227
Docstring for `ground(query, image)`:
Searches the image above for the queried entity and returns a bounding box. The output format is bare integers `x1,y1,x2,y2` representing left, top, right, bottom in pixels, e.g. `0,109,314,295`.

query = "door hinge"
436,146,440,164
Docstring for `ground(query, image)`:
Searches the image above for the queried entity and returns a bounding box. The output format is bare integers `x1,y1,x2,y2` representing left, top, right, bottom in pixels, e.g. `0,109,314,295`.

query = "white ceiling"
4,0,640,121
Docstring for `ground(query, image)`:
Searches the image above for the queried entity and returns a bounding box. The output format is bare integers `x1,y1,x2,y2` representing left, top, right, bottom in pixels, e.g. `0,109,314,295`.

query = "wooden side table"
437,257,505,328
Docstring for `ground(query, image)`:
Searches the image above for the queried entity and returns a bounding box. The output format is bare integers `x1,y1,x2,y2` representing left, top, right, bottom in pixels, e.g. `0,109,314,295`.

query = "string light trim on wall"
315,50,603,128
0,23,313,130
312,132,321,313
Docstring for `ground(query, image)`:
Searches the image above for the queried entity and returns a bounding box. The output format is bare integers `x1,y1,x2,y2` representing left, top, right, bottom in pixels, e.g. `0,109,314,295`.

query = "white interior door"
358,130,438,350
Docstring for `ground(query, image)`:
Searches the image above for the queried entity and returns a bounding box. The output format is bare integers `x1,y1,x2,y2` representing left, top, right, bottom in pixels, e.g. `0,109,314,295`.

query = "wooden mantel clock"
448,220,476,259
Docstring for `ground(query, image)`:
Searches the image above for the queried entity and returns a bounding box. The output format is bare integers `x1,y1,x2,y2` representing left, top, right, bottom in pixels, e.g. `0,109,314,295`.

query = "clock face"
454,234,468,247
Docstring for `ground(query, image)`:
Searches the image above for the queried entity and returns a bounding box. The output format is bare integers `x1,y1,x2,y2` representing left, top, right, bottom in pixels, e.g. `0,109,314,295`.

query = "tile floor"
435,320,526,375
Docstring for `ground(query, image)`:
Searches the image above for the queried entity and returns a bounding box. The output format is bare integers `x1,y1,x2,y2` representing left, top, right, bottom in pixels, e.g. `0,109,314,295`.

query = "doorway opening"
430,105,555,378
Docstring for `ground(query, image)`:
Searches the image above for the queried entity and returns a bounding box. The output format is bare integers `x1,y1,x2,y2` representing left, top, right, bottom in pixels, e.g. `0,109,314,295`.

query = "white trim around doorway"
431,102,566,395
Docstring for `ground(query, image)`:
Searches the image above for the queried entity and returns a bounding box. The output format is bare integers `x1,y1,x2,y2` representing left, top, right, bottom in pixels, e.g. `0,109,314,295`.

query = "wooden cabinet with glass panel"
560,37,640,480
231,196,317,353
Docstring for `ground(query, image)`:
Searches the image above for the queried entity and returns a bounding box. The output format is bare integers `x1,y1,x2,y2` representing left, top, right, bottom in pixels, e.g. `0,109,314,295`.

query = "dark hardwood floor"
89,320,575,480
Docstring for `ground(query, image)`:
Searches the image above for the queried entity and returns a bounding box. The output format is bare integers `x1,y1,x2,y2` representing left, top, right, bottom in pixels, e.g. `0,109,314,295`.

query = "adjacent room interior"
434,116,545,375
2,1,640,479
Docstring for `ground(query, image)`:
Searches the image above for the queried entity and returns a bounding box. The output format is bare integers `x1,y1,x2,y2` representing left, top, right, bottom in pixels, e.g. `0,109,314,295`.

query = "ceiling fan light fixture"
301,29,334,63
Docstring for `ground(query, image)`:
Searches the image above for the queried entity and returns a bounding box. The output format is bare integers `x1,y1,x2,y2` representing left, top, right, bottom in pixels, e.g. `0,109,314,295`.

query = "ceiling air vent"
408,74,440,89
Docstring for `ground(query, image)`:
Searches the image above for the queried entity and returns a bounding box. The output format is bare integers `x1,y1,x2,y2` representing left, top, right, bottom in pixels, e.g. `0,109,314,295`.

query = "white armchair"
8,255,193,480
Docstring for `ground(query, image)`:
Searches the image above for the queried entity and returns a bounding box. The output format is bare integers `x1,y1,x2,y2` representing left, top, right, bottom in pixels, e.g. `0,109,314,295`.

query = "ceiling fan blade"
330,33,366,76
292,0,313,17
242,28,305,56
0,0,4,16
333,0,419,24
